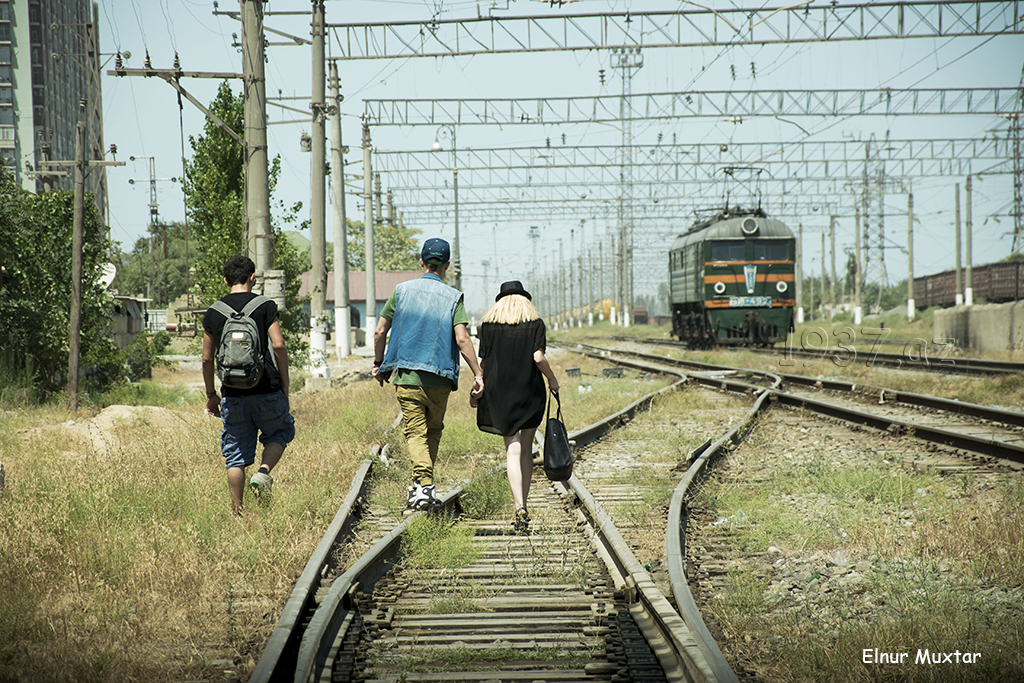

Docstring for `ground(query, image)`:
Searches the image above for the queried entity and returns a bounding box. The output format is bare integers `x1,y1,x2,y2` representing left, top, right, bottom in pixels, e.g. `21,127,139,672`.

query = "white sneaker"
250,470,273,504
405,482,440,511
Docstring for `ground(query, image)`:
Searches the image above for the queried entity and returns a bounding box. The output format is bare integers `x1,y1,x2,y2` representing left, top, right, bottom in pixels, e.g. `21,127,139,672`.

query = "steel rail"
567,345,789,683
249,459,374,683
623,335,1024,377
284,357,745,682
588,341,1024,463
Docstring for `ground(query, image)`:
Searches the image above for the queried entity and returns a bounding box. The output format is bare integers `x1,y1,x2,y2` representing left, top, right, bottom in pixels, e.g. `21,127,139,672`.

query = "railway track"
248,340,1022,682
250,354,752,683
591,341,1024,467
618,335,1024,377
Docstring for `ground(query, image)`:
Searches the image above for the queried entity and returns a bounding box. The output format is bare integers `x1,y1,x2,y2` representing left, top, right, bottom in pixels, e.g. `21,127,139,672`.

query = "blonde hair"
482,294,539,325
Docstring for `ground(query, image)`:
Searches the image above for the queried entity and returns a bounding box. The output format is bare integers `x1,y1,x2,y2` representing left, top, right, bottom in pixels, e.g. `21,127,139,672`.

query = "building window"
0,4,9,22
0,87,11,104
0,45,10,63
0,25,11,42
0,108,13,126
0,65,11,83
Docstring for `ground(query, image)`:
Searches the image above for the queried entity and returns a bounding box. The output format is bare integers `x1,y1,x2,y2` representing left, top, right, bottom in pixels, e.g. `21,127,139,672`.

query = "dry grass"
0,380,391,682
696,419,1024,682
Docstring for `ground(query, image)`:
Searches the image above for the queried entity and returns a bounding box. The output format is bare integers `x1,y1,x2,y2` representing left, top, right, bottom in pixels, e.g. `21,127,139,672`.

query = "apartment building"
0,0,106,217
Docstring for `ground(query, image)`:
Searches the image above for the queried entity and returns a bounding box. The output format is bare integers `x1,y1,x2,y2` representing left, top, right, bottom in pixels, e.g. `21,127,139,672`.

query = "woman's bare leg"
504,428,536,511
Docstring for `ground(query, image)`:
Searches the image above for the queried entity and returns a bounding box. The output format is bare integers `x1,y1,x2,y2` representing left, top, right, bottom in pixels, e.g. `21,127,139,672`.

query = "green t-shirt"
381,287,469,387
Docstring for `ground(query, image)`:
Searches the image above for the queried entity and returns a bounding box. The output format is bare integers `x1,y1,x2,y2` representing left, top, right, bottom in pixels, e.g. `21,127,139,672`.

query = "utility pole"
820,232,826,317
829,216,836,314
907,192,915,320
363,120,376,343
127,155,176,305
44,100,124,411
955,183,963,306
854,209,863,324
612,47,642,328
309,0,328,377
965,175,974,306
330,61,351,359
242,0,272,276
796,222,804,323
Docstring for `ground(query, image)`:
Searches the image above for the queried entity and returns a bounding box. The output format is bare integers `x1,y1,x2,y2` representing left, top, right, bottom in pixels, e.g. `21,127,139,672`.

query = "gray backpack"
210,296,271,389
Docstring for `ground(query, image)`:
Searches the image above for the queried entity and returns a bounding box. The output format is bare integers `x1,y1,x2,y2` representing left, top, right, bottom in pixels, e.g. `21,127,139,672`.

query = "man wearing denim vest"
372,238,485,512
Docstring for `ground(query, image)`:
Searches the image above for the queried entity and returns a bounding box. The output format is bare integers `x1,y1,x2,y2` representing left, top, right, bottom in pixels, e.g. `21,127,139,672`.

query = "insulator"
144,50,152,69
174,52,181,70
750,60,756,77
115,51,123,69
730,64,736,80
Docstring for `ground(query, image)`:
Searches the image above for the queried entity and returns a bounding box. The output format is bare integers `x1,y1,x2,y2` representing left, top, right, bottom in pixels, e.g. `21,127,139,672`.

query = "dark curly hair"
223,255,256,286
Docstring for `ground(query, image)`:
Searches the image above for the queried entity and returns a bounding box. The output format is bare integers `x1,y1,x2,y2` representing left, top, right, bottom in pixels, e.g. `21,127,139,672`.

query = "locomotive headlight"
714,281,727,295
776,281,788,293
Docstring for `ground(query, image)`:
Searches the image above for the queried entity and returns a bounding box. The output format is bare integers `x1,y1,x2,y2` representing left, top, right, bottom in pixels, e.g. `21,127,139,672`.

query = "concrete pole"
610,235,618,325
965,175,974,306
68,102,86,412
795,222,804,324
820,232,826,319
309,0,328,377
453,146,461,292
955,183,963,306
854,210,862,325
588,248,594,326
569,229,575,326
907,193,916,320
829,216,836,315
329,62,350,359
241,0,271,274
362,121,375,344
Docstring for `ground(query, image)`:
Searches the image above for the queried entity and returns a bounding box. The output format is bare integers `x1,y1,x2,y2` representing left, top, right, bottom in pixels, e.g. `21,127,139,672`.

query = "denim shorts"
220,391,295,469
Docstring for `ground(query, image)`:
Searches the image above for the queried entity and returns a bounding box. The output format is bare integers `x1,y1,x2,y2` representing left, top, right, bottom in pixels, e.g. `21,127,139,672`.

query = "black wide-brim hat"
496,280,532,301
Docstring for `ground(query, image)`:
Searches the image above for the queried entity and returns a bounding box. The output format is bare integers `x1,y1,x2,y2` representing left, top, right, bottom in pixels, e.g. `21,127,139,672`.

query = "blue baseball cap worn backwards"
421,238,451,264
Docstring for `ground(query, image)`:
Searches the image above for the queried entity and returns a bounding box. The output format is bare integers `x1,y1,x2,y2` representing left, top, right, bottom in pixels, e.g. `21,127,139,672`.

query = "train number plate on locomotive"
728,296,772,307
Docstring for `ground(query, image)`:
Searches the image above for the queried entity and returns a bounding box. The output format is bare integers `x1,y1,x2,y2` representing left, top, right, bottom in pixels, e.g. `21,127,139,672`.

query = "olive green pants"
395,384,451,486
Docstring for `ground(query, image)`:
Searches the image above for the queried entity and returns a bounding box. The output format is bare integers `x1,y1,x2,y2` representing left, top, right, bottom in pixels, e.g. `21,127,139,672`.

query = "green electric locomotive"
669,207,796,346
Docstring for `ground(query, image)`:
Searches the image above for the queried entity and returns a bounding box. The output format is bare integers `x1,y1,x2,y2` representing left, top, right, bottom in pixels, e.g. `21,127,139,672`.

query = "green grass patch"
402,510,480,570
460,471,513,519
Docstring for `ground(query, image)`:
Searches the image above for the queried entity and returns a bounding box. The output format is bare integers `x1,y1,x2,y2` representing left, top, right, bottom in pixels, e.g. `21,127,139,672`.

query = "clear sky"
97,0,1024,314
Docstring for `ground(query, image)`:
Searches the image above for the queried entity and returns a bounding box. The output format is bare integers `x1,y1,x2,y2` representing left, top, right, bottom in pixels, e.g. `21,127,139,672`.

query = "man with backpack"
202,255,294,515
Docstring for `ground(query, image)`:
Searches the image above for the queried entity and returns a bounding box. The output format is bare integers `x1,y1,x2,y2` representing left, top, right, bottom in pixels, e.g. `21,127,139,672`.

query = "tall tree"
182,82,308,354
111,221,196,307
345,220,421,271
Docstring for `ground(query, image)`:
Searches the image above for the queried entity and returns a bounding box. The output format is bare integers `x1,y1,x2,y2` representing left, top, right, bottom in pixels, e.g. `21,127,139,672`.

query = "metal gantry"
327,2,1023,60
363,87,1024,126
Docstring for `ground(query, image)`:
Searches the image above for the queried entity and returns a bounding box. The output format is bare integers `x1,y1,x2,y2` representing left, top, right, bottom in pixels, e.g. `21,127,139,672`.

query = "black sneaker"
406,482,441,512
513,507,530,535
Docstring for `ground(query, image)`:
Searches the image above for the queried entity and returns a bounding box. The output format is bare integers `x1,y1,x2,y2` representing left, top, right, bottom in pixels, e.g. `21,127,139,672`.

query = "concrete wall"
934,300,1024,354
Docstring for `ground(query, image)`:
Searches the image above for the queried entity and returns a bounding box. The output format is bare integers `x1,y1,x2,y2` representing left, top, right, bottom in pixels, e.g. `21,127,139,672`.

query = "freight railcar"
669,208,796,346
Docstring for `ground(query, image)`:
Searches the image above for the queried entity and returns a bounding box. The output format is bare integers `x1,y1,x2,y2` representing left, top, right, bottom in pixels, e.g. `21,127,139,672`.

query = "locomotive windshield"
752,240,789,261
711,241,745,261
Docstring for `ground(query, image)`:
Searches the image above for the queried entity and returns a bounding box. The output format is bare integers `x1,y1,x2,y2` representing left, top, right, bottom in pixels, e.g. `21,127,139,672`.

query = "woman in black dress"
473,281,560,533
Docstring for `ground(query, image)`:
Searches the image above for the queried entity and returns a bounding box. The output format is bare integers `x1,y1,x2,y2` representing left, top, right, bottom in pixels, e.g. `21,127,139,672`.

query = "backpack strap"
240,295,271,318
209,300,237,319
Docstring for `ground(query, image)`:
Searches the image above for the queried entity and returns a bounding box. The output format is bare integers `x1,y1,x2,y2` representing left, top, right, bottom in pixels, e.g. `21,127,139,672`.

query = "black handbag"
543,392,574,481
